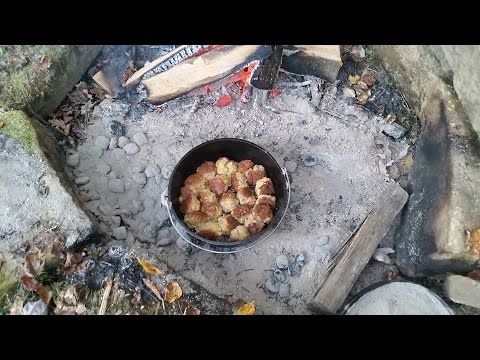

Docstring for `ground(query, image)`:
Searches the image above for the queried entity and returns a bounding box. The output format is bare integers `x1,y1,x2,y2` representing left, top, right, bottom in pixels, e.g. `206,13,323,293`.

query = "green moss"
0,110,39,152
0,45,69,110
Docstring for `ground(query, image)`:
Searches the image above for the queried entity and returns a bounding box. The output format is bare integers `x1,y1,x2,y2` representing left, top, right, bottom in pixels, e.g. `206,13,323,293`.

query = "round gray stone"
273,269,286,283
144,224,158,238
144,198,156,208
145,165,160,178
132,164,146,174
66,153,80,167
112,226,127,240
111,148,126,162
133,132,148,146
161,165,173,180
278,283,290,298
265,277,280,293
90,146,104,160
95,135,110,150
111,216,121,227
108,179,125,193
131,199,145,212
75,176,90,185
108,137,118,150
284,160,297,173
301,154,317,167
107,121,125,137
124,143,140,155
312,235,330,255
275,254,289,270
157,234,174,247
132,172,147,186
95,162,111,175
118,136,130,148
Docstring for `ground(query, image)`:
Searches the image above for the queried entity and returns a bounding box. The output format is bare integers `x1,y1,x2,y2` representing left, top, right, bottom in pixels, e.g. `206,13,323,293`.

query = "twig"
98,278,113,315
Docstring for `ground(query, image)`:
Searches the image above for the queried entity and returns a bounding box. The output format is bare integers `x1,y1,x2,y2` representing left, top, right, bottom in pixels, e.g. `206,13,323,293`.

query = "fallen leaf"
215,94,233,107
136,257,164,276
350,45,365,62
21,275,52,304
373,247,395,264
343,88,356,98
235,301,255,315
75,303,87,315
361,73,376,86
357,80,369,91
143,278,164,302
401,155,414,170
23,252,45,277
385,113,397,124
0,121,4,128
10,54,28,69
61,252,84,276
165,281,182,303
37,55,52,71
184,305,201,315
467,228,480,257
348,74,360,85
467,269,480,282
10,296,24,315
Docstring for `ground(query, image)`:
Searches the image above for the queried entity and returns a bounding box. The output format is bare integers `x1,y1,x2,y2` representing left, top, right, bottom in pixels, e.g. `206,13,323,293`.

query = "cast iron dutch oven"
161,138,290,253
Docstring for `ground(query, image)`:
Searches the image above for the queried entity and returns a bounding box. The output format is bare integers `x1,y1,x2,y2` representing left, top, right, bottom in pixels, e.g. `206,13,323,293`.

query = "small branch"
98,278,113,315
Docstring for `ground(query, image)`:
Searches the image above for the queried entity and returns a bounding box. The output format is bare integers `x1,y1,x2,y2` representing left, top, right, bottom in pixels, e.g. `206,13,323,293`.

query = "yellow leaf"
348,74,360,85
467,228,480,257
401,155,414,170
165,281,183,303
235,301,255,315
343,88,356,98
136,257,164,276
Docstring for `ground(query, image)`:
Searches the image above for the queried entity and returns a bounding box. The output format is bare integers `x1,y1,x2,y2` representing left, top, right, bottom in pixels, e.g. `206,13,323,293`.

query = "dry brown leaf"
184,305,201,315
385,113,397,124
355,89,369,105
348,74,360,85
357,80,369,91
10,296,24,315
23,252,45,277
343,88,356,98
165,281,183,303
143,278,164,302
0,121,4,128
136,257,164,276
38,55,52,71
235,301,255,315
361,73,376,86
350,45,365,62
62,252,84,276
21,275,52,304
467,269,480,282
467,228,480,257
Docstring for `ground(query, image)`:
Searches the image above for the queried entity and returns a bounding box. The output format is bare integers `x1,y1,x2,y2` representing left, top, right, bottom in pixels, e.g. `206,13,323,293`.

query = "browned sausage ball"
184,211,209,229
231,171,248,191
230,225,249,241
217,214,239,235
231,204,253,224
219,191,239,213
246,165,266,186
255,177,275,196
196,161,217,180
196,221,223,240
237,187,256,206
255,194,276,209
237,160,254,173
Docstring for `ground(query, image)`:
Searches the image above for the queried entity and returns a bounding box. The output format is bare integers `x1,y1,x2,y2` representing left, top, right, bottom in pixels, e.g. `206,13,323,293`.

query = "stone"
108,179,125,193
157,237,174,247
117,136,129,148
124,143,140,155
21,299,49,315
143,224,158,238
110,148,125,162
312,235,330,255
288,252,305,277
108,137,118,150
112,226,127,240
111,216,121,227
290,201,302,214
301,154,317,167
66,153,80,167
133,132,148,146
132,164,145,173
107,121,125,137
132,173,147,187
176,237,192,254
275,255,289,270
273,269,286,283
143,198,156,208
95,162,111,175
388,164,400,181
278,283,290,298
383,123,407,139
131,199,145,213
145,165,160,178
444,275,480,309
161,165,173,180
74,176,90,185
284,160,297,173
94,135,110,150
265,277,280,293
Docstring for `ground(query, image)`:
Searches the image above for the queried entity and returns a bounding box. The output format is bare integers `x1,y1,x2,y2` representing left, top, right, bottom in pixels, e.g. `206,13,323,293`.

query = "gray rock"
107,120,125,137
144,198,156,208
388,164,400,180
161,165,173,180
132,164,145,173
145,165,160,178
112,226,127,240
74,176,90,185
312,235,330,255
90,146,104,160
284,160,297,173
124,143,140,155
110,148,125,162
95,135,110,150
128,205,140,216
176,237,192,254
275,255,289,270
288,252,306,277
444,275,480,309
108,137,118,150
95,162,111,175
144,224,158,238
99,204,114,216
66,153,80,167
157,237,174,246
132,172,147,186
278,283,291,298
301,154,317,167
273,269,286,283
265,277,280,293
98,99,131,118
108,179,125,193
118,136,129,149
111,215,121,227
22,300,49,315
131,199,145,213
290,201,302,214
383,123,407,139
133,132,148,146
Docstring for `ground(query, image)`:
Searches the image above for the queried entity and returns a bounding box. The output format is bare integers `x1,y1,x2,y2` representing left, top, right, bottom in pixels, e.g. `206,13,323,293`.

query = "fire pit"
161,138,290,253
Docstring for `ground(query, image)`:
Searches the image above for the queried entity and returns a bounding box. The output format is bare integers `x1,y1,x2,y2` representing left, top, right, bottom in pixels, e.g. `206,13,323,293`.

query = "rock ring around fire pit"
160,138,290,254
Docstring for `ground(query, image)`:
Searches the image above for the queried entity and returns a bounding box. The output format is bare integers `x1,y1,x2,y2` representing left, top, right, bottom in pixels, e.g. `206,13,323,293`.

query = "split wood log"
281,45,342,83
141,45,273,105
309,185,408,314
250,45,284,90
